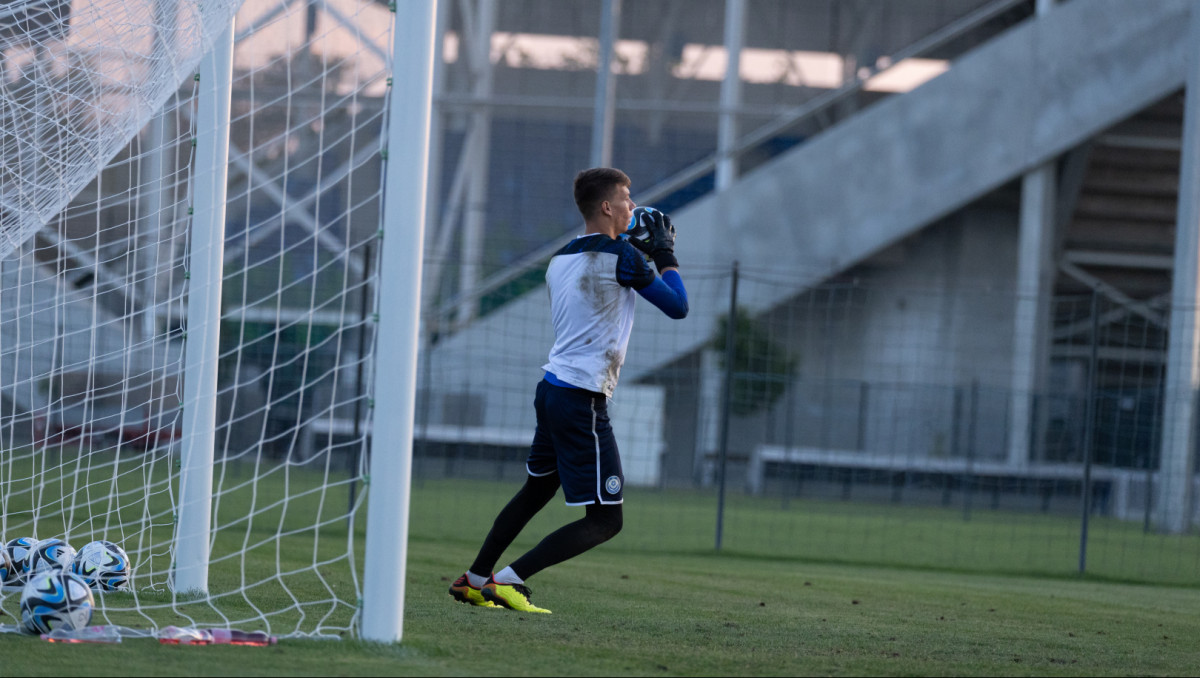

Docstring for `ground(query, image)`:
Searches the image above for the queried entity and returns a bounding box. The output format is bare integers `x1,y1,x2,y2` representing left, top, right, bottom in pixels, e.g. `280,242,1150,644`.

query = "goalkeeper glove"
629,208,678,272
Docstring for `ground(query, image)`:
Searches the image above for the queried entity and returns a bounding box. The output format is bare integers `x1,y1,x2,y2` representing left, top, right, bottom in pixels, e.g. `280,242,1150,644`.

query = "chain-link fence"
409,260,1200,586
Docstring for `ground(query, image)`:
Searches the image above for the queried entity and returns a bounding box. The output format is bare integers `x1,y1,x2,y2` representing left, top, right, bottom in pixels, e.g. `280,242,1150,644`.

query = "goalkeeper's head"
574,167,633,232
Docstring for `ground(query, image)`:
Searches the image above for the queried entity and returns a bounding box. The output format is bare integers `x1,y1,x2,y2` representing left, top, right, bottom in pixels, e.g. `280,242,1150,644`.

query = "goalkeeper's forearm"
636,269,688,319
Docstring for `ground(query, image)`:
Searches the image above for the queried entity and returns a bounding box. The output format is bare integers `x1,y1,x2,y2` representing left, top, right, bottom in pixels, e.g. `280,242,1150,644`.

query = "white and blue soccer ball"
625,206,676,256
0,547,13,586
625,206,661,245
19,569,94,635
71,540,131,591
27,538,76,575
3,537,39,585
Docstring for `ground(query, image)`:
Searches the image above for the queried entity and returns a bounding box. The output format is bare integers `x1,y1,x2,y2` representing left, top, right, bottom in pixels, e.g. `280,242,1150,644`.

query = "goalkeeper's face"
605,185,635,233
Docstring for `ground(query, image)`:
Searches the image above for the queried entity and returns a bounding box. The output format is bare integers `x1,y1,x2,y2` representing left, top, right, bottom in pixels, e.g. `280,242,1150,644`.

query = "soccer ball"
71,540,131,591
625,206,674,254
0,548,13,586
3,537,39,584
27,538,76,575
19,569,94,634
627,205,660,229
625,206,660,249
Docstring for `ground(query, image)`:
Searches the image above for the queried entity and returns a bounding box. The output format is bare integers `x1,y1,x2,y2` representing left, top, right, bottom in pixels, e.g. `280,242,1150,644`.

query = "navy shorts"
526,379,624,505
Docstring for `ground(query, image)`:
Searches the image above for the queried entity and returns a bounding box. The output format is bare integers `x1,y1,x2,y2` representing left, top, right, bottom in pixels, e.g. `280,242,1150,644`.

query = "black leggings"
470,473,623,581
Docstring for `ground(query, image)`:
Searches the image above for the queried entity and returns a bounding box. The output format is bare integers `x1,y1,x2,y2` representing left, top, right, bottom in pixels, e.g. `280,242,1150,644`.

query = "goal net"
0,0,395,638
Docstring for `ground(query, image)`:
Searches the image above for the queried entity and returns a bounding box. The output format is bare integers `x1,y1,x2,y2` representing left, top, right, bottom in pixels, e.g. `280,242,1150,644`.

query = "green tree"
711,307,798,417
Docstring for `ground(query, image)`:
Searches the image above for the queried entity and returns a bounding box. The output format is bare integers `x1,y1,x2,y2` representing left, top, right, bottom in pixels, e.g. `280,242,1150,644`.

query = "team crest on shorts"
605,475,622,494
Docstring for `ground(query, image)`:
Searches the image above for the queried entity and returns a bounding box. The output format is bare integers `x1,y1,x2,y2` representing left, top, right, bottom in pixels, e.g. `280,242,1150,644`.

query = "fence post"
1078,288,1099,574
1144,372,1162,533
782,340,798,509
715,260,739,551
416,311,434,486
857,381,869,451
963,379,979,521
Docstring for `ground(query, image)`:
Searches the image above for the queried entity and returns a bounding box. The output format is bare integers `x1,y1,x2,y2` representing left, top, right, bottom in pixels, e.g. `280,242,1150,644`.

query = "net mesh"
0,0,392,638
0,0,242,255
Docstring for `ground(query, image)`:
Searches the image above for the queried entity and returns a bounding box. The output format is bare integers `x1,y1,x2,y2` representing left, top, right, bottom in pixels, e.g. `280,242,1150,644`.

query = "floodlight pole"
716,0,745,190
175,19,234,596
590,0,620,167
362,0,437,643
456,0,496,327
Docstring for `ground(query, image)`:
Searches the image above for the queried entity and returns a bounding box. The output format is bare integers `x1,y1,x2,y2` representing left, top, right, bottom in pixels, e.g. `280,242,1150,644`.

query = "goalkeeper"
449,167,688,613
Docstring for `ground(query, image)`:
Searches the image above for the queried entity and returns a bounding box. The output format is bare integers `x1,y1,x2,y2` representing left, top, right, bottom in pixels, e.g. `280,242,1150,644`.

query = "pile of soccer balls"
1,536,131,634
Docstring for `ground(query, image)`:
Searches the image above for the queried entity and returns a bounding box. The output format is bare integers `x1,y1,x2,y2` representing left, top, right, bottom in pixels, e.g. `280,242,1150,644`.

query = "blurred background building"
417,0,1198,529
11,0,1198,531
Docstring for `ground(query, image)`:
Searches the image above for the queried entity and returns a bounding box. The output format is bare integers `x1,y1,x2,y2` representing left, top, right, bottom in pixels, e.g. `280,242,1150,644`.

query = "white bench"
747,444,1196,522
297,418,531,462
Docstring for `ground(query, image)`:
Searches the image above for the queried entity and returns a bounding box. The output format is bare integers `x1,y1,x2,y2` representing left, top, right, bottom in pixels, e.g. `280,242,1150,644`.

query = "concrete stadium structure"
419,0,1200,531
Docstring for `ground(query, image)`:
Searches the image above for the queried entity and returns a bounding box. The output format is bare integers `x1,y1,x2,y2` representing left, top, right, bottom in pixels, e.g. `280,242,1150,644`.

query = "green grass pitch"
0,473,1198,675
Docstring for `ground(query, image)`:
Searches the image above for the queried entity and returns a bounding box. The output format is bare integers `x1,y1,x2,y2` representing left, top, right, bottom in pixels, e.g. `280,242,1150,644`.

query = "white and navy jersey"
543,234,656,397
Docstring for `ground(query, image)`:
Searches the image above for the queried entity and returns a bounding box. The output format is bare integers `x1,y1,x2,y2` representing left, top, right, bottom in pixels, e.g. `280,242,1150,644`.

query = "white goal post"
0,0,422,640
174,17,234,598
360,0,437,643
